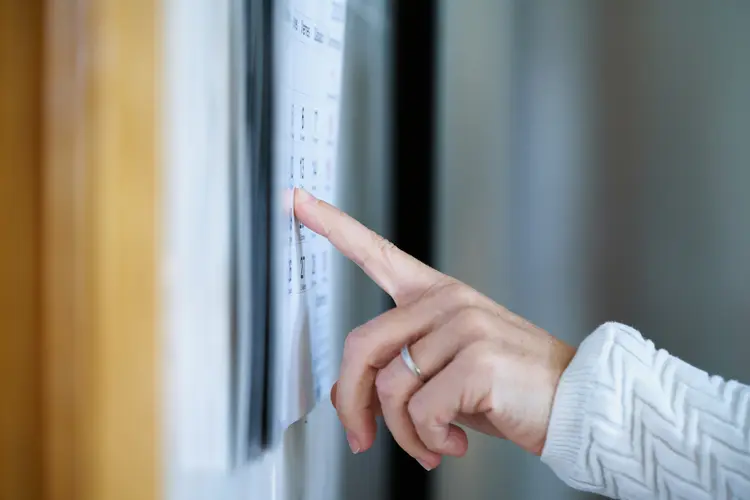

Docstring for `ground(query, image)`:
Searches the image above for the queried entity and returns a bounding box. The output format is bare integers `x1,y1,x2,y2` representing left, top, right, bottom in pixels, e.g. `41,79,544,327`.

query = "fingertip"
357,415,379,452
443,425,469,457
333,380,379,453
293,188,317,219
417,452,442,471
342,413,378,454
293,187,325,233
295,187,314,204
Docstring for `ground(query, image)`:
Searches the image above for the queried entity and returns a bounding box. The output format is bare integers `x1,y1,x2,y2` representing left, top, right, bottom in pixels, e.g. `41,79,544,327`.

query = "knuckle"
342,327,369,362
334,206,349,224
439,282,476,306
456,286,479,306
373,232,396,253
460,341,499,376
360,232,394,270
375,368,401,402
421,280,452,300
454,307,492,334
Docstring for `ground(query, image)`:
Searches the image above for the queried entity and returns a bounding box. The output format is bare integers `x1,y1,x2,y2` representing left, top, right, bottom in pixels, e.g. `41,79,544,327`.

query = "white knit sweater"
541,322,750,499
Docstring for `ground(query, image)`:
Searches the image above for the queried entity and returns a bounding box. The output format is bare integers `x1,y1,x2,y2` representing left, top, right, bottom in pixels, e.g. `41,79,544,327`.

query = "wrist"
540,324,615,472
533,340,576,455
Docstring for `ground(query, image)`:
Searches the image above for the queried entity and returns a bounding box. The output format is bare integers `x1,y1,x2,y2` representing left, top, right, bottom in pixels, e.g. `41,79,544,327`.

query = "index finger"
294,188,444,304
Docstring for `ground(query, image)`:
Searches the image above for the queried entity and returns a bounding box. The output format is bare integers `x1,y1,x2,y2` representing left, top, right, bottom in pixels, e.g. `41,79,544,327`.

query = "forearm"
542,322,750,499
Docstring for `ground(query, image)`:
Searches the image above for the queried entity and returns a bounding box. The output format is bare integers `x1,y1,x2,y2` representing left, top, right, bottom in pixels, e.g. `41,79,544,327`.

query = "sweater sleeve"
541,322,750,500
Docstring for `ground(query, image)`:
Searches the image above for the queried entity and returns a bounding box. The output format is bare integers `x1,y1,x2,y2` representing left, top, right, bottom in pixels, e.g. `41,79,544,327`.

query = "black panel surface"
389,0,437,498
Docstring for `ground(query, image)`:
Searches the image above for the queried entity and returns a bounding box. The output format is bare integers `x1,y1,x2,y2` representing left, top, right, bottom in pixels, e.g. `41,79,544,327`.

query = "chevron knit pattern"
541,322,750,500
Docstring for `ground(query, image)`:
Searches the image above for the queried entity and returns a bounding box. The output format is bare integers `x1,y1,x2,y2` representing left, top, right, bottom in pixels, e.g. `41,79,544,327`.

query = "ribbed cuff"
540,323,616,485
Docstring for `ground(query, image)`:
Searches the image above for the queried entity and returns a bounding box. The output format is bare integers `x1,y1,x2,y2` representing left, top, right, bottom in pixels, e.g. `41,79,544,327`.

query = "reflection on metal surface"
337,1,394,499
435,1,750,499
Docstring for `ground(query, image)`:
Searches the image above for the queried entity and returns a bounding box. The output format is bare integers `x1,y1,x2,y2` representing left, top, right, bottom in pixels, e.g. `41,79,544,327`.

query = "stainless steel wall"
163,0,393,498
338,1,393,499
435,2,750,499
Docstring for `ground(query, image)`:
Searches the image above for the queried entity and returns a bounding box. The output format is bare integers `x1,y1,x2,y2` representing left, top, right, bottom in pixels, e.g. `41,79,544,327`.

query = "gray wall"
435,1,750,499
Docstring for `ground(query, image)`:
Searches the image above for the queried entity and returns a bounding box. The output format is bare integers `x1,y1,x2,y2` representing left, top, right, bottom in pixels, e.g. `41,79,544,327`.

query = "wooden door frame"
0,2,44,499
43,1,162,499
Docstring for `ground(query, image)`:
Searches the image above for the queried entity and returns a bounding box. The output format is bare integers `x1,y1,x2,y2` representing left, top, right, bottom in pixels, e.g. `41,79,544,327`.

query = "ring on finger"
400,344,423,380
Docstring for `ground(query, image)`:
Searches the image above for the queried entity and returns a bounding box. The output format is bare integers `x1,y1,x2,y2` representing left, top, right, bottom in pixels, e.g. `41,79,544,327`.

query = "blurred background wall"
434,1,750,499
338,1,393,499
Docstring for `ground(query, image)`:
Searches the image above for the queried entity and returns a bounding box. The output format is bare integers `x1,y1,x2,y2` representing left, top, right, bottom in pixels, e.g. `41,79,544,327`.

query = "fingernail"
296,188,313,202
346,432,360,454
417,459,434,471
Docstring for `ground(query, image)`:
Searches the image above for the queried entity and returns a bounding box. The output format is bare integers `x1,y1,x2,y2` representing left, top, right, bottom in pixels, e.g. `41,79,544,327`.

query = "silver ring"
400,345,423,380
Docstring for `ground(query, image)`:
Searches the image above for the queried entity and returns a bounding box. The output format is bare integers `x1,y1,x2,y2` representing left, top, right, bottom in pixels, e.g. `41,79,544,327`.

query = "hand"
294,189,576,470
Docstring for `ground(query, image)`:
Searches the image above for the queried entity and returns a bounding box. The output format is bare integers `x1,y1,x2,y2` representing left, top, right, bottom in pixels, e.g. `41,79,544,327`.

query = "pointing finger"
294,188,445,305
